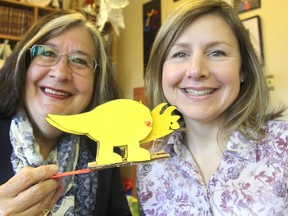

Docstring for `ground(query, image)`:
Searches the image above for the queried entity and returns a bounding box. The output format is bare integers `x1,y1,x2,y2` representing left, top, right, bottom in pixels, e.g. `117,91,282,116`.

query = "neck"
184,118,218,147
183,118,225,184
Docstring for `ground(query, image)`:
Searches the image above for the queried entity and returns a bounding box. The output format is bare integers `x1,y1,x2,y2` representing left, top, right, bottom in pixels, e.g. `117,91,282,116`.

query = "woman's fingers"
14,178,62,211
13,185,62,216
50,183,64,207
3,165,59,196
7,165,59,196
0,165,62,215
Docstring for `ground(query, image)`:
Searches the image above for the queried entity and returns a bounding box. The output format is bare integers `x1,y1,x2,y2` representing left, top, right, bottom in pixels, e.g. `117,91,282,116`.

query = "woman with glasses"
0,10,131,216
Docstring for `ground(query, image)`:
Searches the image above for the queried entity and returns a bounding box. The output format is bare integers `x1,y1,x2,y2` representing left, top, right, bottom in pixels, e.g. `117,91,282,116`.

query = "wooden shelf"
0,1,116,65
0,33,21,41
0,0,58,41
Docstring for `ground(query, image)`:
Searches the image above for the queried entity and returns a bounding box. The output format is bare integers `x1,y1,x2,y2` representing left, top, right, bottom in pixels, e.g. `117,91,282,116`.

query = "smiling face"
24,25,95,135
162,13,242,124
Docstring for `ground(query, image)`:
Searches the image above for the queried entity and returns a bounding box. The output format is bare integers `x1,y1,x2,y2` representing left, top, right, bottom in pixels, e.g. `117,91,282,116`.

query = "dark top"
0,118,132,216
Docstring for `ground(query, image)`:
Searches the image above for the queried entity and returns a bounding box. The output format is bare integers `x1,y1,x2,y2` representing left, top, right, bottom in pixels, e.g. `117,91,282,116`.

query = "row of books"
0,5,34,37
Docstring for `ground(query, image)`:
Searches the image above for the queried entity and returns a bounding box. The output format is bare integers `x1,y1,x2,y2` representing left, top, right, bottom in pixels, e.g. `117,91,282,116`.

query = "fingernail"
50,165,58,172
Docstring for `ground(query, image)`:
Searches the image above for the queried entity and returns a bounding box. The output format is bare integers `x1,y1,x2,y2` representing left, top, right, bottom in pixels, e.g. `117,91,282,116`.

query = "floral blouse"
136,120,288,216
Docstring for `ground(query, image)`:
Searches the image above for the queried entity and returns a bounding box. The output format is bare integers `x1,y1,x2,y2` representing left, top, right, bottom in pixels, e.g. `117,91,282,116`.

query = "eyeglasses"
29,44,97,75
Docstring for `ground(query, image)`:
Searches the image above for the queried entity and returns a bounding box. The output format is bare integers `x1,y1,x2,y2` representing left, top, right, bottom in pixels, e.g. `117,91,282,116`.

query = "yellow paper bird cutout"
46,99,180,167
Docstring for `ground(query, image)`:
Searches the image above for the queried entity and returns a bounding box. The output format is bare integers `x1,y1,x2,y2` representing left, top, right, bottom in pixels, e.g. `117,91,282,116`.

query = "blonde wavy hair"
144,0,285,141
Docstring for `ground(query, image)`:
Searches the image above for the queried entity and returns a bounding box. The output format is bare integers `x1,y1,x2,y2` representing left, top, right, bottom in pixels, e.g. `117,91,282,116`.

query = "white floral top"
136,120,288,216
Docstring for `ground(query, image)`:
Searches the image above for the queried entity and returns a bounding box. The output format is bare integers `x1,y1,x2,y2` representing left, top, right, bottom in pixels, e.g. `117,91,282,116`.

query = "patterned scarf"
10,109,98,215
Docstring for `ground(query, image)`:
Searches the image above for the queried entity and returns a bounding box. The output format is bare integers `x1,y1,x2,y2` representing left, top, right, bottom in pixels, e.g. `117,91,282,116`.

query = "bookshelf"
0,1,117,62
0,0,58,42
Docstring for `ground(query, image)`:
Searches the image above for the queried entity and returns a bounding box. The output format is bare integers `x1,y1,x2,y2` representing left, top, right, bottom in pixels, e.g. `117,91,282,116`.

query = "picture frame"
234,0,261,13
242,16,264,63
143,0,161,74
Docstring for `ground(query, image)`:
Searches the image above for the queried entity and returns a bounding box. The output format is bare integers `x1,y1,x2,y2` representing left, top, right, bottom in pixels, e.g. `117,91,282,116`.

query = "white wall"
238,1,288,120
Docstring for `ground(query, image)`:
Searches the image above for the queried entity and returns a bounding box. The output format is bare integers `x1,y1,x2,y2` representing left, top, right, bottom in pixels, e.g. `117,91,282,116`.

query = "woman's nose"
186,54,209,80
49,57,72,81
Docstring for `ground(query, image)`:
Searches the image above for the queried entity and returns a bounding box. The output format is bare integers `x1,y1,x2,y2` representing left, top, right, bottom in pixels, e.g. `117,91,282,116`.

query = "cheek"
215,65,241,101
162,63,183,90
25,66,45,95
75,75,94,100
26,66,37,85
217,68,240,87
26,64,48,82
213,62,241,85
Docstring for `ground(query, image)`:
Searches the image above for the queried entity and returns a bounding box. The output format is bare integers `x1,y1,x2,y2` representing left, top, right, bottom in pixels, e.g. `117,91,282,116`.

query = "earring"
240,78,244,83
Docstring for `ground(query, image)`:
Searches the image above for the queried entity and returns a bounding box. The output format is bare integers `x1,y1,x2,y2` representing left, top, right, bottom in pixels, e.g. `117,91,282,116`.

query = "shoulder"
0,117,11,137
0,117,14,185
265,120,288,137
228,121,288,163
262,120,288,163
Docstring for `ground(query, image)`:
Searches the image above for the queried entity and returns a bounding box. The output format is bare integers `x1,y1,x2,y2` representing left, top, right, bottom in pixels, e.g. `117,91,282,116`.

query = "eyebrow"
206,41,234,48
172,40,233,49
43,43,94,57
170,42,190,49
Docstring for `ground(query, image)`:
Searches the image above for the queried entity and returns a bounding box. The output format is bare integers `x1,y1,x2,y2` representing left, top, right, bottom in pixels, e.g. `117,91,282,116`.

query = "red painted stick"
51,169,93,178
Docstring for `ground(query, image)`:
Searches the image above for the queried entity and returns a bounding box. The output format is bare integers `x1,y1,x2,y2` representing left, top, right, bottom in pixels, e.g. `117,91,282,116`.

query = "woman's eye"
209,50,225,57
172,52,188,58
42,50,56,57
73,58,88,66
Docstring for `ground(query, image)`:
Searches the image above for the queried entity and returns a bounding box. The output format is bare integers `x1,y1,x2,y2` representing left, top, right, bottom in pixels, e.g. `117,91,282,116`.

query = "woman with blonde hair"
137,0,288,215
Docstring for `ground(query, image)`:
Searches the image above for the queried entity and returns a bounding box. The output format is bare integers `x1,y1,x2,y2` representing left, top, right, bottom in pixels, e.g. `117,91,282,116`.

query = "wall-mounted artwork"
242,16,264,63
235,0,261,13
143,0,161,74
